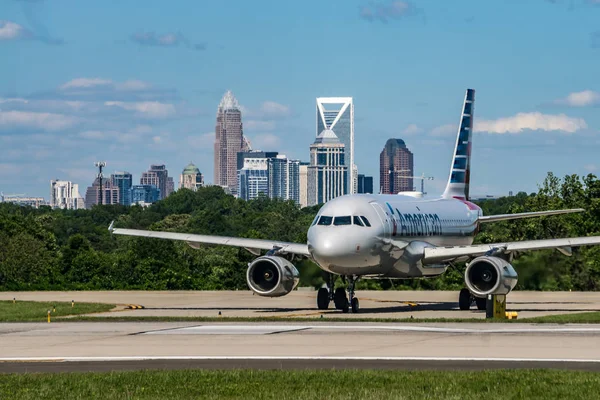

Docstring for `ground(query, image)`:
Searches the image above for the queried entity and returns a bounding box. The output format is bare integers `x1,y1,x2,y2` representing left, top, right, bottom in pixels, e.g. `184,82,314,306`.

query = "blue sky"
1,0,600,199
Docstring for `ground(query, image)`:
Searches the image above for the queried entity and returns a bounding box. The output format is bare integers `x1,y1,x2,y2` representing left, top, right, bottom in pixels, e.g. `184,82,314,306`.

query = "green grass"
0,300,115,322
1,369,599,399
1,300,599,324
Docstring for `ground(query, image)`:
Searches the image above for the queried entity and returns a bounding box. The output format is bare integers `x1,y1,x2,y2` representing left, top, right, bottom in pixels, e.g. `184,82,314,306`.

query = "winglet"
108,220,115,233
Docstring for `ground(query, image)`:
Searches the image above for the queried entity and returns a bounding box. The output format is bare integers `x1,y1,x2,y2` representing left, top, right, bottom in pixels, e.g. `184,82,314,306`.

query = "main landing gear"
458,288,486,311
316,274,360,313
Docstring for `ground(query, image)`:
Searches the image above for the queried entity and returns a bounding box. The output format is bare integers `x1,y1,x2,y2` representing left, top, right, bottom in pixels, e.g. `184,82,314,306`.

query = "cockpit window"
317,216,333,226
311,215,319,226
353,216,364,226
333,216,352,226
360,216,371,227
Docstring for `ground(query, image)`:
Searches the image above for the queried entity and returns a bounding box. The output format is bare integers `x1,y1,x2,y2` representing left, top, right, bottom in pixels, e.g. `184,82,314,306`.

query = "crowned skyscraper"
214,90,250,194
316,97,354,194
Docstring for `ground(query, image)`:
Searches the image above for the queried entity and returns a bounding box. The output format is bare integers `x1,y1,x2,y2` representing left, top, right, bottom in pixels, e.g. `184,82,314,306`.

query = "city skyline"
2,0,600,199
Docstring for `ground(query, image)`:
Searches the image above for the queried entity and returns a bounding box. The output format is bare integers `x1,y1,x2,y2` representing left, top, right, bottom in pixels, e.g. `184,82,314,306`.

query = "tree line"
1,172,599,292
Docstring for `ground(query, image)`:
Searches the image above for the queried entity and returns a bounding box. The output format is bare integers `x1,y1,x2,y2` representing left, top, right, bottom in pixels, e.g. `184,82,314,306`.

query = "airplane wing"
423,236,600,264
478,208,584,223
109,223,310,257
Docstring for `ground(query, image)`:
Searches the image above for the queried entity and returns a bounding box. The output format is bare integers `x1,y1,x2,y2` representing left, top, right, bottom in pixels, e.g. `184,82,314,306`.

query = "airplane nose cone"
309,232,358,267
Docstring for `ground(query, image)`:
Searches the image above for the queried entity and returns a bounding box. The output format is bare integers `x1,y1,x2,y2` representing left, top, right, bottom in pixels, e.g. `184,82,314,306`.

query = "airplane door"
370,202,391,239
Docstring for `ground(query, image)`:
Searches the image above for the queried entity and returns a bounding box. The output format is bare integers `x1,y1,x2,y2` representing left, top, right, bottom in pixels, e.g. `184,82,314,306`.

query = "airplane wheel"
334,287,347,310
458,288,471,310
475,296,487,311
342,300,349,314
317,288,329,310
351,298,360,313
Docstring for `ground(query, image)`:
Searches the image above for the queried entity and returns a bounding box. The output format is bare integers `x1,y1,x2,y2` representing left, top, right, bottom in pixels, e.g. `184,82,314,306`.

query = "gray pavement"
1,291,600,373
2,290,600,319
2,321,600,373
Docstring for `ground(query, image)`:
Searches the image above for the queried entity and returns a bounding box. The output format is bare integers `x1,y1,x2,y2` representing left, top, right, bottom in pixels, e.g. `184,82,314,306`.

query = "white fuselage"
306,193,483,278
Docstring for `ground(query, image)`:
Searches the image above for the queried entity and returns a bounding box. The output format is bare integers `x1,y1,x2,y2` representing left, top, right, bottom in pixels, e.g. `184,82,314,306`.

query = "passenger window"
334,216,352,226
360,216,371,227
353,216,364,226
317,216,333,226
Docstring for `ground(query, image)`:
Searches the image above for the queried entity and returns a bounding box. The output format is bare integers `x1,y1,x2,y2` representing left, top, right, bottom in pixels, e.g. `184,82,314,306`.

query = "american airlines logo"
386,203,442,237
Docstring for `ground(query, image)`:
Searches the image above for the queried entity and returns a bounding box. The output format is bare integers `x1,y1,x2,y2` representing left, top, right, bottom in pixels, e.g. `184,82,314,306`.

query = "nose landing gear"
316,274,360,313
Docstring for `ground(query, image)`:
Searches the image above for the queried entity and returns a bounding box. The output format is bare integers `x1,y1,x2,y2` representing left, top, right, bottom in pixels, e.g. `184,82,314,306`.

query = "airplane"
109,88,600,313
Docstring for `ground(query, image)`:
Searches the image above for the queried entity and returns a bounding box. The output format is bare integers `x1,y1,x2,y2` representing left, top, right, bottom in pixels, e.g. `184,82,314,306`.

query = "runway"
2,290,600,319
2,322,600,373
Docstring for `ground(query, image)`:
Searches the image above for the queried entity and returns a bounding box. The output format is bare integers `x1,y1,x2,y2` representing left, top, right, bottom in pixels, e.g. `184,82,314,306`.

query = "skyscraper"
50,180,84,210
307,129,347,206
140,164,173,200
268,155,300,204
214,90,250,194
298,162,309,208
238,157,269,201
357,174,374,194
316,97,354,194
84,177,120,209
130,185,160,206
180,162,204,191
380,139,414,194
111,171,133,206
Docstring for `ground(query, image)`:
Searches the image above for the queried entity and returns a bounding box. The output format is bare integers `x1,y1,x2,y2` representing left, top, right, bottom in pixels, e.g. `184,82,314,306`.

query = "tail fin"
442,88,475,200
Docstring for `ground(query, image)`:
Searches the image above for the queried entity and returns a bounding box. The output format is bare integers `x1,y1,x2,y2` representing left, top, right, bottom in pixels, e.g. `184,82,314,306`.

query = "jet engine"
464,256,518,298
246,256,300,297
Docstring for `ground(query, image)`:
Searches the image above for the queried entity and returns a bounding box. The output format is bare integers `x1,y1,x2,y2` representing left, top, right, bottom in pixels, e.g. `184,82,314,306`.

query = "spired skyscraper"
214,90,250,194
316,97,354,194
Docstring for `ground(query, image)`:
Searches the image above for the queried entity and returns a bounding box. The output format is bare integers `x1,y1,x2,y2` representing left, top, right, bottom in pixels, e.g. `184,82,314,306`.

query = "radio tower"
94,161,106,206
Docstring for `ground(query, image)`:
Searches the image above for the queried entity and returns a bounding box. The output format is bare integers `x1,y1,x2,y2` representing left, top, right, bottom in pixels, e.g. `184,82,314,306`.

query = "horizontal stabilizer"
478,209,584,223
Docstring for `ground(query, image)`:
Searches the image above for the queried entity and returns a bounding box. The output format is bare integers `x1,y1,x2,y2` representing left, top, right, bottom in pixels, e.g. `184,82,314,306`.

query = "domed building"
179,162,204,191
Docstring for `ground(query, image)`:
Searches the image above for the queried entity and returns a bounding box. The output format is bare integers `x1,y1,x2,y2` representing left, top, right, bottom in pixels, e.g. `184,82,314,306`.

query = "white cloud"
245,120,276,131
555,90,600,107
152,136,162,144
61,78,113,90
116,80,151,91
0,98,28,104
402,124,421,135
104,101,176,118
251,133,281,149
474,112,587,134
0,20,28,40
585,164,598,172
79,130,109,140
430,124,456,136
260,101,291,117
0,110,77,131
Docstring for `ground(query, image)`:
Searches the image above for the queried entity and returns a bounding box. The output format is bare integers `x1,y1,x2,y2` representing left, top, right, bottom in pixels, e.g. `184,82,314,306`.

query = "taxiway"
2,290,600,319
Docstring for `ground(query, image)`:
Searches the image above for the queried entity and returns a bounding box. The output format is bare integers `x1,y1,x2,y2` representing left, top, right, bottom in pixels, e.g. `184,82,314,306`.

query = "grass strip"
61,311,600,324
1,369,599,400
0,301,115,322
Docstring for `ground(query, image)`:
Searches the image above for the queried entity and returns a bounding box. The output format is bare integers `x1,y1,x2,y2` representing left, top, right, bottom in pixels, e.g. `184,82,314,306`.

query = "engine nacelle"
246,256,300,297
464,256,518,298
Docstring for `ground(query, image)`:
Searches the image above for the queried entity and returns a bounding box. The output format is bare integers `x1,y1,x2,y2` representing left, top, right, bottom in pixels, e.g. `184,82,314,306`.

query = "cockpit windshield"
333,216,352,226
317,216,333,226
315,215,371,227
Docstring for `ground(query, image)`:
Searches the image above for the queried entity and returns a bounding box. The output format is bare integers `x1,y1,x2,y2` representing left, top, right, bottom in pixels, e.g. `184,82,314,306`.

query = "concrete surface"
2,322,600,373
2,290,600,319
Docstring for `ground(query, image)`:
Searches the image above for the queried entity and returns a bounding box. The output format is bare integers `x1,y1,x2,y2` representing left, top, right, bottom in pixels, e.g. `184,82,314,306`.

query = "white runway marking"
1,356,600,363
143,325,309,335
141,324,600,335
